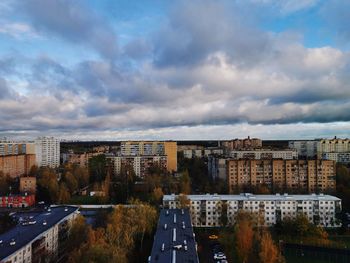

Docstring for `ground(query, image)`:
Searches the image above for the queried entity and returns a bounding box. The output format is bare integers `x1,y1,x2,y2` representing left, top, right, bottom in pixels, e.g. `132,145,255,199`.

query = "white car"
214,252,227,260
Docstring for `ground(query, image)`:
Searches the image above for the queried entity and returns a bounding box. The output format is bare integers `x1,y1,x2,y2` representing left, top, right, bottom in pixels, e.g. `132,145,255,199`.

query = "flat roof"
163,194,341,202
149,209,199,263
0,206,79,260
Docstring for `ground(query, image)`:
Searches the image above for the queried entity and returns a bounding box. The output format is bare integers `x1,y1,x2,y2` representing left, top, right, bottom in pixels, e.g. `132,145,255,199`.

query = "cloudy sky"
0,0,350,140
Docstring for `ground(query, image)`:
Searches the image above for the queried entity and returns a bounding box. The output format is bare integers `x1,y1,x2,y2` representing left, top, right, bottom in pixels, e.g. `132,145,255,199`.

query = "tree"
89,155,107,182
152,187,164,204
58,183,71,204
176,194,190,209
259,231,279,263
66,215,89,251
180,170,191,194
64,171,78,194
29,165,39,177
219,201,228,226
37,167,59,203
0,172,11,195
235,219,254,263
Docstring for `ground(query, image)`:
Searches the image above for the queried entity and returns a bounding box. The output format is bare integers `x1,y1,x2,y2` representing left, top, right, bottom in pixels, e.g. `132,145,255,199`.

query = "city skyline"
1,0,350,140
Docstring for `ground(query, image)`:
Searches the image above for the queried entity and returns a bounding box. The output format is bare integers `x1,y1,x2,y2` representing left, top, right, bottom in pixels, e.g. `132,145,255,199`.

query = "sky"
0,0,350,140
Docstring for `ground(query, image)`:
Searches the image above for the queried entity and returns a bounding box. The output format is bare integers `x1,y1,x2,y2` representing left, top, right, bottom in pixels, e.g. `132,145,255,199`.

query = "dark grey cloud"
21,0,118,59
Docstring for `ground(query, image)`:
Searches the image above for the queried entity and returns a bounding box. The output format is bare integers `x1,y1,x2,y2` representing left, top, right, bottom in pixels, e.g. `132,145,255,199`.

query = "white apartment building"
107,155,167,178
229,150,298,160
317,138,350,163
35,137,60,168
289,140,318,158
163,194,342,228
0,206,79,263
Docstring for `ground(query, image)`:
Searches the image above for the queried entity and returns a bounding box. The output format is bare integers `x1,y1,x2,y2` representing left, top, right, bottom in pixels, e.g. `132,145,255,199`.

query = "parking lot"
195,229,230,263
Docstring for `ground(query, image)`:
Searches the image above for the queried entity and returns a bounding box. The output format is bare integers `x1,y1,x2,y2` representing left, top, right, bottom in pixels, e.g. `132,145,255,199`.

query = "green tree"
89,155,107,182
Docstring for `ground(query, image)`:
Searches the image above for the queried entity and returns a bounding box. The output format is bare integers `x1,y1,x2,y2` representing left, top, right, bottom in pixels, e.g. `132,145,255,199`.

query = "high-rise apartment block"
108,155,168,178
121,141,177,172
227,159,336,193
35,137,60,168
163,194,342,228
0,142,36,178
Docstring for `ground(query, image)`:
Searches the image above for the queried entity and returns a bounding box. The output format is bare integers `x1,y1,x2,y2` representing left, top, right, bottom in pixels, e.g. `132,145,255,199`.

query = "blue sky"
0,0,350,140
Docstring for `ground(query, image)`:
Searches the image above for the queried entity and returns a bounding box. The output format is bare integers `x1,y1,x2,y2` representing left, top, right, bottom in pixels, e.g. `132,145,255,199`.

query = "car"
214,252,227,260
209,235,219,240
43,220,47,226
9,239,16,246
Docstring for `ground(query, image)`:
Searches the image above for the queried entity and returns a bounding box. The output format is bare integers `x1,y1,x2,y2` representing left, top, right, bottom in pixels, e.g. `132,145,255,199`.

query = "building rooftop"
0,206,78,260
149,209,199,263
163,193,341,202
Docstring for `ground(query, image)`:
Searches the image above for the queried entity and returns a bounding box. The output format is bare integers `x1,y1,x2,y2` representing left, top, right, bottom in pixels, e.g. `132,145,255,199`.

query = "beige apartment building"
222,136,262,151
19,176,37,194
0,154,36,178
227,159,336,193
121,141,177,172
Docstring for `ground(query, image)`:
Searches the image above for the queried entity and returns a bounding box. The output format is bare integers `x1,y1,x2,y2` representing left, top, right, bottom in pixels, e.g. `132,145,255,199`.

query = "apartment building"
222,136,262,151
182,148,224,159
289,140,318,158
227,159,336,193
0,206,79,263
317,138,350,163
0,154,36,178
35,137,60,168
229,149,298,160
108,155,167,178
208,156,227,181
163,194,342,228
149,209,199,263
61,152,101,168
121,141,177,172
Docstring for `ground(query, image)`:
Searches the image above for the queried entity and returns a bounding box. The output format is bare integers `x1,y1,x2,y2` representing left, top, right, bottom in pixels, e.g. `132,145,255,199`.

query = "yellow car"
208,235,218,240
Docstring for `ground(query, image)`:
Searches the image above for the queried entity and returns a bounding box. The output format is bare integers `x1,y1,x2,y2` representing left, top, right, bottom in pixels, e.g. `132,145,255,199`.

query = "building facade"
229,150,298,160
0,154,36,178
316,138,350,163
35,137,60,168
0,194,35,208
121,141,177,172
19,177,37,194
108,155,168,178
163,194,342,228
289,140,318,158
0,206,79,263
227,159,336,193
222,136,262,151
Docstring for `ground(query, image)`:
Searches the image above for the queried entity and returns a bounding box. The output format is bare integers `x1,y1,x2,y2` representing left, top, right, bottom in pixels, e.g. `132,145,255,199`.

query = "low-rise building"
163,194,342,228
19,177,37,194
0,206,79,263
149,209,199,263
0,194,35,208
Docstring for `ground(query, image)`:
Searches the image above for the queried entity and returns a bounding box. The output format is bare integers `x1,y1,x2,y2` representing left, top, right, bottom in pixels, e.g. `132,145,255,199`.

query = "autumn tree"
64,171,78,194
259,231,279,263
176,194,191,209
151,187,164,204
219,201,228,226
235,217,254,263
58,183,71,204
0,172,11,195
180,170,191,194
37,167,59,203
